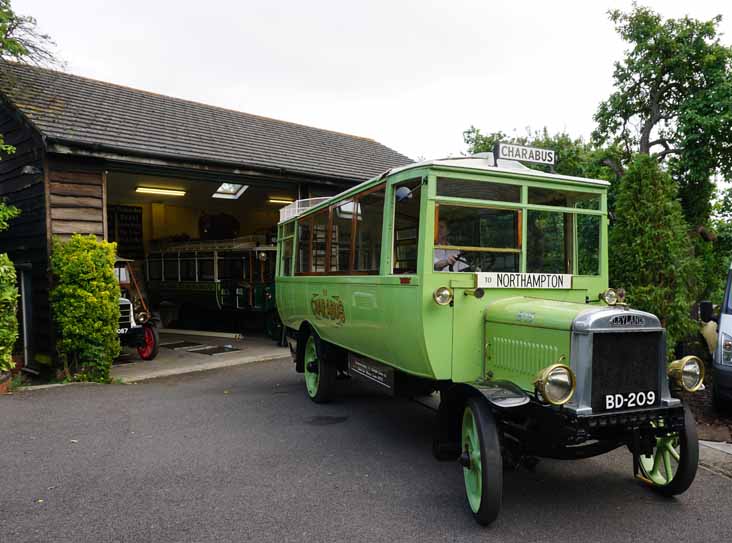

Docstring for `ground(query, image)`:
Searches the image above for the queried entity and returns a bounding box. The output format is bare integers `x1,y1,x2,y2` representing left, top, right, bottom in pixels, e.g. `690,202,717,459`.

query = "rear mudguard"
292,323,347,373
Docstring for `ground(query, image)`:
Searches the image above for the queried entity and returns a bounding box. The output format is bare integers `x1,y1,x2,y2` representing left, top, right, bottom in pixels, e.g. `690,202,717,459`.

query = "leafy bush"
50,234,120,382
0,199,20,231
705,187,732,303
609,155,697,357
0,199,20,374
0,252,18,373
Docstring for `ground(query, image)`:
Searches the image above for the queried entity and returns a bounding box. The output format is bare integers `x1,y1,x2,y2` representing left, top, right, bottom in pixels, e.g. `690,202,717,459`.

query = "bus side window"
330,200,354,273
526,211,574,274
311,210,329,273
296,219,311,273
353,186,385,274
392,180,421,274
280,238,293,276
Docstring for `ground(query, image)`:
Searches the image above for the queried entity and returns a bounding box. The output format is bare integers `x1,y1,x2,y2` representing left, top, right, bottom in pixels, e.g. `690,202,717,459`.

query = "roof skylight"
212,183,249,199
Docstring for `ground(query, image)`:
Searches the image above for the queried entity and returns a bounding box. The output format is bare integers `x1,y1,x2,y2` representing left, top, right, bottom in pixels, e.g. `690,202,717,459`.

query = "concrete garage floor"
112,331,289,383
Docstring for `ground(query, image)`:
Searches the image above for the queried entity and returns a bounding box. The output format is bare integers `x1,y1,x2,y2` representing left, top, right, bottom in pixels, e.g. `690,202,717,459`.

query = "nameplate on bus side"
348,353,394,394
475,272,572,289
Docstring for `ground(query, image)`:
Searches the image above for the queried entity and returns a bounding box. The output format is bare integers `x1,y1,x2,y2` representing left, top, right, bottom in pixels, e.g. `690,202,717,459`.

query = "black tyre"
137,324,160,361
302,332,336,403
264,310,283,341
460,397,503,525
637,407,698,496
712,382,732,414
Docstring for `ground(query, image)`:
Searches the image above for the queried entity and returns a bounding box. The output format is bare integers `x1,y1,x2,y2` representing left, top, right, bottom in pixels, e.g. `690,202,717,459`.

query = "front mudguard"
432,381,530,461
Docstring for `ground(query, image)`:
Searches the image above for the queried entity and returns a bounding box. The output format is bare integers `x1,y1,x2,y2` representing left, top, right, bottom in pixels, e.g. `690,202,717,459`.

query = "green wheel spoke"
667,443,680,462
303,337,320,398
651,446,664,476
662,449,673,481
462,406,483,514
638,430,685,487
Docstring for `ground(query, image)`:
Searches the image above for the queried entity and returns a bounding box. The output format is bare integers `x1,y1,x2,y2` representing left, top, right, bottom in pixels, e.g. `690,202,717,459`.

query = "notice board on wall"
108,205,144,259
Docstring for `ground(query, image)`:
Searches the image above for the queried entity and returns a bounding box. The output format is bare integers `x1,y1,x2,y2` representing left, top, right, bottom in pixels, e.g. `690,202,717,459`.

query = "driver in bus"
434,220,469,272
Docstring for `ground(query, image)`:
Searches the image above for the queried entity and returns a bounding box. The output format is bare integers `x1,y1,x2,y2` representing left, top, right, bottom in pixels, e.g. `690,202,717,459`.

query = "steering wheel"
449,251,495,273
449,251,473,272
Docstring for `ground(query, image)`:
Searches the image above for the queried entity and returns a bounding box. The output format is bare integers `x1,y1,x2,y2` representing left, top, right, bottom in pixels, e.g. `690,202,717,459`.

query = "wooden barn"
0,61,411,371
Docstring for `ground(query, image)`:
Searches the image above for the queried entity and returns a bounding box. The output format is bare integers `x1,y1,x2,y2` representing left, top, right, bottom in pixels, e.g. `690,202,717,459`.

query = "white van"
702,262,732,410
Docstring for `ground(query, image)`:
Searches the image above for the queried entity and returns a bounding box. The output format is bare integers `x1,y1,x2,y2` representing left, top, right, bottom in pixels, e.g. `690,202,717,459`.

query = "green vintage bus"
275,147,704,525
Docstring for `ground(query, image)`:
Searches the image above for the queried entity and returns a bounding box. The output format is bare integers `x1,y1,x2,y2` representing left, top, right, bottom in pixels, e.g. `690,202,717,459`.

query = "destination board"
494,142,556,165
476,272,572,289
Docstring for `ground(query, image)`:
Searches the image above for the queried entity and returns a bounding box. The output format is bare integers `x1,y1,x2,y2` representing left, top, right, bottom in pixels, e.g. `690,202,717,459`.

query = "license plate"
118,328,128,335
604,390,656,410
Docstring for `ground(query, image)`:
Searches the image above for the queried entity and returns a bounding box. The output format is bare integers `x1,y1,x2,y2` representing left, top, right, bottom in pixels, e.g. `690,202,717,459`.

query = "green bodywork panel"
483,297,594,391
276,163,610,389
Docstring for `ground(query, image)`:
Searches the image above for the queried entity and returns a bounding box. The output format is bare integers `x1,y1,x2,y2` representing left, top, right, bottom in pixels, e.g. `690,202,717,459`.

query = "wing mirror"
699,300,715,323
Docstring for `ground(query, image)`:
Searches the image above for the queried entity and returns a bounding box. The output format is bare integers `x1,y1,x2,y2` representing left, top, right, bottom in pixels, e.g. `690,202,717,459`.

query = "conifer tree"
609,154,697,355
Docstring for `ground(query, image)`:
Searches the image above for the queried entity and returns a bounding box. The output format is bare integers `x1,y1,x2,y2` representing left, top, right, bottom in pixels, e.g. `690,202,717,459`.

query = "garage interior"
105,170,332,339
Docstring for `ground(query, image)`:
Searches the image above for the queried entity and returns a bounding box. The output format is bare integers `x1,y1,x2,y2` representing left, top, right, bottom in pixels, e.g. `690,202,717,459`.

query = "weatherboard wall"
46,157,107,241
0,99,52,363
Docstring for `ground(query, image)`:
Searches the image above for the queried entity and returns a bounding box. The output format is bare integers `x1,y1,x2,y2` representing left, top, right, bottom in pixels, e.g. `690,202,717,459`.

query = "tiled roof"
0,62,412,182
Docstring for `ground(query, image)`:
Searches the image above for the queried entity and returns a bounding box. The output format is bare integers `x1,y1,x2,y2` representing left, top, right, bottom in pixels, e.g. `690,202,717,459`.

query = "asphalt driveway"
2,359,731,543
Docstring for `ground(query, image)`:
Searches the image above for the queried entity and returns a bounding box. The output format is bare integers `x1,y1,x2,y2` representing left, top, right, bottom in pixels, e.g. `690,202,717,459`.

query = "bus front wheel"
303,333,336,403
460,397,503,526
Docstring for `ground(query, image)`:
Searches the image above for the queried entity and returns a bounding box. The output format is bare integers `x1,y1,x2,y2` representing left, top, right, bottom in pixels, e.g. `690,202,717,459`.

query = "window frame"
390,178,424,275
277,229,295,277
292,182,386,276
430,173,606,276
433,202,523,252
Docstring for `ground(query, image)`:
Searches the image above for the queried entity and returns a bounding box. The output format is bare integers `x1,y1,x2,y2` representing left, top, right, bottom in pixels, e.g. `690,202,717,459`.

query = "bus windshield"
434,205,520,273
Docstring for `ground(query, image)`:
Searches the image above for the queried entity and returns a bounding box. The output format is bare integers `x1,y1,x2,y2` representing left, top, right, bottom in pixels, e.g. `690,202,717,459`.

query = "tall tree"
0,0,57,66
0,0,59,158
609,154,697,354
592,4,732,226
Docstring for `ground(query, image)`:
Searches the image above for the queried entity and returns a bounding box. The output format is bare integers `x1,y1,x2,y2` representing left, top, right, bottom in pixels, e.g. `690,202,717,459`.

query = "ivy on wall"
0,199,20,374
0,253,18,373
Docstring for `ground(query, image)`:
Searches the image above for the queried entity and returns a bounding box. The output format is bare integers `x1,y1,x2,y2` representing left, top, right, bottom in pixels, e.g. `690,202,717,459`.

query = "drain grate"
160,341,204,350
192,346,240,356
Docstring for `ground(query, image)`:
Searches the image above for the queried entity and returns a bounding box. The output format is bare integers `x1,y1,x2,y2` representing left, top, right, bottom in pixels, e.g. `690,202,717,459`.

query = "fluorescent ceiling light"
268,197,294,205
213,182,249,199
136,187,186,196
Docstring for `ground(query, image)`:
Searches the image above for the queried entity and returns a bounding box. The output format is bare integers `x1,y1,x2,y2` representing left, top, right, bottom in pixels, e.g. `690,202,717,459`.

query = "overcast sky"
14,0,732,161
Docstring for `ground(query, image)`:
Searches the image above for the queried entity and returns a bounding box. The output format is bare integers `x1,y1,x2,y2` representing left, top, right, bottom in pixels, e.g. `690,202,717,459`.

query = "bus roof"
279,155,610,223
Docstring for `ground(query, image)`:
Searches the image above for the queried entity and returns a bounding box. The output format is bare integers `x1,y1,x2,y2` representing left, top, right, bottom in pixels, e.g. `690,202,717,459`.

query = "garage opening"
105,171,322,342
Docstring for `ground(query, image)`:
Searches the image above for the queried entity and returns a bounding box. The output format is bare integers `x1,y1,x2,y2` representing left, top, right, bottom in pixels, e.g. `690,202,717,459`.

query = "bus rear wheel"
303,333,336,403
460,397,502,525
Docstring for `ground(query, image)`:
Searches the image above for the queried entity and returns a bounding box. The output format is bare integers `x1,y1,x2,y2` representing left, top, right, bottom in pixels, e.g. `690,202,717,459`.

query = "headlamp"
722,333,732,365
599,288,619,306
534,363,576,406
667,355,705,392
433,286,453,306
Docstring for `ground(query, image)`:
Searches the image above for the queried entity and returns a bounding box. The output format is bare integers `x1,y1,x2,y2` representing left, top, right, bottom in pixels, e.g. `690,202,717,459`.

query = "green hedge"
50,234,120,382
